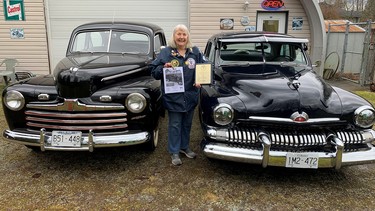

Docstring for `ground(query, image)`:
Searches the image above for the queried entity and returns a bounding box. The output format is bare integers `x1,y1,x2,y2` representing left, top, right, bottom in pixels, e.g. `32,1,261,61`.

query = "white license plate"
285,153,319,169
51,131,82,147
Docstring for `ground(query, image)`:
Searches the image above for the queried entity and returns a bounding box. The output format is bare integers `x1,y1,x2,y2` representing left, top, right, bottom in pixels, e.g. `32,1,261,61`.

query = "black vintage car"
2,21,167,151
199,31,375,169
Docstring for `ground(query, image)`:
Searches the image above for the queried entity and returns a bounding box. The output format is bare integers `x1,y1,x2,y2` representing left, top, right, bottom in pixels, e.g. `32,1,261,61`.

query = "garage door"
45,0,188,71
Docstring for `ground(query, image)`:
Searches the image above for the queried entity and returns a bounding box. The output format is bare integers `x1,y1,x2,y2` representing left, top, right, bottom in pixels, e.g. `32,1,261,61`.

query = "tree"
362,0,375,21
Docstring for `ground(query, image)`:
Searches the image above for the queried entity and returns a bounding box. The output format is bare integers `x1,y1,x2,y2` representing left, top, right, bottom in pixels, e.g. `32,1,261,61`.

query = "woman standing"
151,24,205,166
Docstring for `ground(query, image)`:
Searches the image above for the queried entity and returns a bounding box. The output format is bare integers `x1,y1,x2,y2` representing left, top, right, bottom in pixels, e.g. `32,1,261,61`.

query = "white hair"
168,24,193,48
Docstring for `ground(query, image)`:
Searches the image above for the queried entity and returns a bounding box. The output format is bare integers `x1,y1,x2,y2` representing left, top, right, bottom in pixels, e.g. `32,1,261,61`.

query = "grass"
355,91,375,106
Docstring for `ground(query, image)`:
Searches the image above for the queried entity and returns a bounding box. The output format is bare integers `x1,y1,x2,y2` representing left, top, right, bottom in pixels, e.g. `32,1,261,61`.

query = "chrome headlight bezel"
213,103,234,126
4,90,25,111
354,105,375,128
125,93,147,113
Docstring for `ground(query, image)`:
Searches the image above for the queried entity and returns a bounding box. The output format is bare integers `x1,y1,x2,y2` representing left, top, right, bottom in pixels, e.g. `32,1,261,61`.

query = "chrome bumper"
3,129,149,152
202,130,375,169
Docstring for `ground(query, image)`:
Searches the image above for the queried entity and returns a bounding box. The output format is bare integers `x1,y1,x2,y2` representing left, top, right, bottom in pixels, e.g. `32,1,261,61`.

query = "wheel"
145,126,159,151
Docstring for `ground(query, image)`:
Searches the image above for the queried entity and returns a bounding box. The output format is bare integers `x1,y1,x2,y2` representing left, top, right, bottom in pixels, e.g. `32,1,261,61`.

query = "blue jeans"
167,109,195,154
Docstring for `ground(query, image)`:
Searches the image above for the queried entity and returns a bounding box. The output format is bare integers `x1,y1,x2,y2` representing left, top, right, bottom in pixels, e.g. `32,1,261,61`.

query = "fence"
325,20,375,86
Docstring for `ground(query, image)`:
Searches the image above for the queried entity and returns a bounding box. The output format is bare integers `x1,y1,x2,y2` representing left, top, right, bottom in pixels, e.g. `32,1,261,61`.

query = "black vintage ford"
2,21,166,151
199,31,375,169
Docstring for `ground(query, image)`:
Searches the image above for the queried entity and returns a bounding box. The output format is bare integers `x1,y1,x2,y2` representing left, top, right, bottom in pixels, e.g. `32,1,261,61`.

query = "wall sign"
261,0,285,11
10,28,24,38
292,17,303,30
3,0,25,21
220,18,234,30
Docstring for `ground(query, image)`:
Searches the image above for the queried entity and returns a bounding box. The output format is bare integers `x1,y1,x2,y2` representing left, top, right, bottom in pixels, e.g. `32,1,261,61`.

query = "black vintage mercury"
199,31,375,169
2,21,166,152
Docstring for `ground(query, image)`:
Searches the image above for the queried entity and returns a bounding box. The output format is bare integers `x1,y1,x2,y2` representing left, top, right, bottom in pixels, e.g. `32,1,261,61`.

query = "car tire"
145,125,159,151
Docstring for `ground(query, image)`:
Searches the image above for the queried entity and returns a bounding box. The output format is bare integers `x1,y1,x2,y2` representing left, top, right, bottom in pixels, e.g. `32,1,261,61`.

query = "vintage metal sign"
261,0,285,11
3,0,25,21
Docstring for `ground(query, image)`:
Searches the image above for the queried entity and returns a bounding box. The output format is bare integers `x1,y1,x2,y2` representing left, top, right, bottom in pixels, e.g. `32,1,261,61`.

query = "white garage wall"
45,0,188,71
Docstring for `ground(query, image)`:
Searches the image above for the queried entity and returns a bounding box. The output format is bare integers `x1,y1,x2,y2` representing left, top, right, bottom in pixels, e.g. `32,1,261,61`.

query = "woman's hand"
194,83,201,88
164,63,172,68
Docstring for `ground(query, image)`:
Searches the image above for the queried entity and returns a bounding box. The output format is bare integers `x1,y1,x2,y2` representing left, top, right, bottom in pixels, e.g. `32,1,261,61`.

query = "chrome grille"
227,128,364,147
25,99,127,132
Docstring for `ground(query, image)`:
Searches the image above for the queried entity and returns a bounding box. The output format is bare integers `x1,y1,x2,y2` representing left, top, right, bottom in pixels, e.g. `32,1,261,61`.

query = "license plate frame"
285,153,319,169
51,131,82,147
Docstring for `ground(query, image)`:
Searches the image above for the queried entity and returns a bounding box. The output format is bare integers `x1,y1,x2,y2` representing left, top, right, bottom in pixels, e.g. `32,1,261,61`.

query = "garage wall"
0,0,49,75
189,0,311,51
45,0,188,71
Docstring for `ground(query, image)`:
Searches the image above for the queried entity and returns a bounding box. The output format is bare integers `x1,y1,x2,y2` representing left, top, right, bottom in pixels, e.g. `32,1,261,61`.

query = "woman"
151,24,205,166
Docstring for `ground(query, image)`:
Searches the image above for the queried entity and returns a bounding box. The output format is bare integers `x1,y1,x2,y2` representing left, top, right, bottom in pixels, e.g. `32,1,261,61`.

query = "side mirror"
312,61,321,68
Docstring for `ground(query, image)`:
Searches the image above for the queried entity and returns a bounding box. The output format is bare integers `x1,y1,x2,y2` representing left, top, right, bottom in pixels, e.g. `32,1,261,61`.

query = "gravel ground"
1,107,375,210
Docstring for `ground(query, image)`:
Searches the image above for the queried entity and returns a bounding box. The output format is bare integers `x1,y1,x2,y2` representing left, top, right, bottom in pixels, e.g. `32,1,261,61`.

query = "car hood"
222,70,343,119
53,53,150,98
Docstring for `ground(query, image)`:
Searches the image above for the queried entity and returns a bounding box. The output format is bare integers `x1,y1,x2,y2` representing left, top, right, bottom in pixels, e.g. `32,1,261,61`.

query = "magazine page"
163,67,185,94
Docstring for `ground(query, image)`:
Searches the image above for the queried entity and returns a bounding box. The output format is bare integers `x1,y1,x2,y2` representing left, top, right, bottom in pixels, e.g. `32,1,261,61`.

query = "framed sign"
3,0,25,21
195,64,212,85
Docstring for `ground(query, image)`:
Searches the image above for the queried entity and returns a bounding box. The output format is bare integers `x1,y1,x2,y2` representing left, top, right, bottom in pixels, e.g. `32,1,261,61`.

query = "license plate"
285,153,319,169
51,131,82,147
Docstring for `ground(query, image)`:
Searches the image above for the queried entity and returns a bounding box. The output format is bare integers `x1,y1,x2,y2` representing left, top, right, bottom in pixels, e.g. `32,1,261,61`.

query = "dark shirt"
151,46,205,112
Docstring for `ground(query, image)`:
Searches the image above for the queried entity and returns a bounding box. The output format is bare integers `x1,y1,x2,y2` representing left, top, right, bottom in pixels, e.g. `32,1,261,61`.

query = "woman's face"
174,29,188,48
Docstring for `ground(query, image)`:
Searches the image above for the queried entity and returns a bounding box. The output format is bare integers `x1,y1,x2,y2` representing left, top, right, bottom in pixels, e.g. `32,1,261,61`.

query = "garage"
45,0,188,71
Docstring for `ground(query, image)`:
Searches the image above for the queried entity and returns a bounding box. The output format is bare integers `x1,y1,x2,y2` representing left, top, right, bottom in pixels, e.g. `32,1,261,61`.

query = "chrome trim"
27,99,124,111
25,110,127,118
202,142,375,169
38,94,50,101
249,116,340,123
99,95,112,102
26,116,127,124
4,129,149,152
258,132,271,168
331,136,344,170
101,68,144,81
26,122,128,131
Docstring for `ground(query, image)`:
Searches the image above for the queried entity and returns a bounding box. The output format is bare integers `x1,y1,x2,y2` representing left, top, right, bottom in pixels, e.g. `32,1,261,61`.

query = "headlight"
4,90,25,111
354,106,375,128
125,93,147,113
213,103,234,126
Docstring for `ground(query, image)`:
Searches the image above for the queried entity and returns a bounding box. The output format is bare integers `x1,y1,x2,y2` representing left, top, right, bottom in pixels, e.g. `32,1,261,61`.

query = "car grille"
226,127,367,151
25,99,127,133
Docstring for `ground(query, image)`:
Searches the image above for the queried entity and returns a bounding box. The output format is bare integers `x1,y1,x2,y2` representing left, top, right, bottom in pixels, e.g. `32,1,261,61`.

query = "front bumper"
3,129,149,152
202,142,375,169
202,127,375,169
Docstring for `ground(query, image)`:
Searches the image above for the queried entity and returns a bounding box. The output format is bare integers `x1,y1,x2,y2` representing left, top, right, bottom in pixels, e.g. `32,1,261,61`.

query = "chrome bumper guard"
203,129,375,169
3,129,149,152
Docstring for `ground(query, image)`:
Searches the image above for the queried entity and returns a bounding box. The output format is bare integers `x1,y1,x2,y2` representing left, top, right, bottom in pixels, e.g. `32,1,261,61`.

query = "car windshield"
219,42,307,65
71,30,150,54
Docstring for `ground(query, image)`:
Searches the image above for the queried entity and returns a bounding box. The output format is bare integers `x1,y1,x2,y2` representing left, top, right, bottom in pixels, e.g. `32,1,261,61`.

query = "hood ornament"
290,111,309,122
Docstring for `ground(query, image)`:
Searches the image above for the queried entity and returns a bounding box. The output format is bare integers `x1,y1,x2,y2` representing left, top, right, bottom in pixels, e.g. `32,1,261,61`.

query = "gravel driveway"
1,109,375,210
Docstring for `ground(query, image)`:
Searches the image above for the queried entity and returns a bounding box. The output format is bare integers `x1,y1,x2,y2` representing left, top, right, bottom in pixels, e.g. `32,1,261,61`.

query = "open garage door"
45,0,188,71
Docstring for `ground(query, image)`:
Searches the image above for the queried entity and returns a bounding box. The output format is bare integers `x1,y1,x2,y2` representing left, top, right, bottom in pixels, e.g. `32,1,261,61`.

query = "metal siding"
46,0,188,71
0,0,49,75
189,0,311,51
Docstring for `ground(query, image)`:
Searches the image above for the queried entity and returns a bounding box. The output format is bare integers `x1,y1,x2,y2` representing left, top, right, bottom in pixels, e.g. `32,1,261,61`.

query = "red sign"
261,0,285,11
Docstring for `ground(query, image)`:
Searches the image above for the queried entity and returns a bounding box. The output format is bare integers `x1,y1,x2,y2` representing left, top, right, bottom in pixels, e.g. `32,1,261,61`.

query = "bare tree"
362,0,375,21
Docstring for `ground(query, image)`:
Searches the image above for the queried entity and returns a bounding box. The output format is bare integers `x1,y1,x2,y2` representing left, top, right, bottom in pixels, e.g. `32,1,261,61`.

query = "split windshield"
219,42,307,65
71,30,150,54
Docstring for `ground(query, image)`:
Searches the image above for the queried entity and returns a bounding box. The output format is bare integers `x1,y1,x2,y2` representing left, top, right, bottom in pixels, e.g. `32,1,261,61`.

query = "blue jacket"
151,46,205,112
